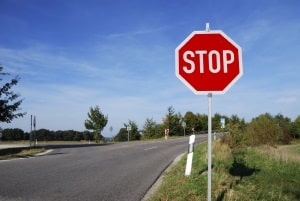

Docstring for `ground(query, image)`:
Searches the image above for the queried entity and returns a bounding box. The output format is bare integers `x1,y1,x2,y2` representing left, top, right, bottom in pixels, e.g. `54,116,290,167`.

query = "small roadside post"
185,134,195,176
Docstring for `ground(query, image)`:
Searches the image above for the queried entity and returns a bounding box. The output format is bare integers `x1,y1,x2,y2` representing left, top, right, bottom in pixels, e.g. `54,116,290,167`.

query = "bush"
245,113,285,146
221,122,245,151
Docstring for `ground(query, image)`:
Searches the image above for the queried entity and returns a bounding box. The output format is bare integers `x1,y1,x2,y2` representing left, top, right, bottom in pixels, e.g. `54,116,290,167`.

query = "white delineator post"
185,134,195,176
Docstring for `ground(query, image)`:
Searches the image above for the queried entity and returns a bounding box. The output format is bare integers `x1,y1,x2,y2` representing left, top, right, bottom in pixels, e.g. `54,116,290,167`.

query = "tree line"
1,106,300,143
221,113,300,148
114,106,300,145
0,129,94,142
1,65,300,144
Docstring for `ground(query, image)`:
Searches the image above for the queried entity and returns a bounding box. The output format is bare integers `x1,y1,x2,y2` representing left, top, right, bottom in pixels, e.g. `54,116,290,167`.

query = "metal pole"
127,125,130,142
30,115,32,148
208,93,212,201
182,121,186,137
33,116,36,147
205,22,212,201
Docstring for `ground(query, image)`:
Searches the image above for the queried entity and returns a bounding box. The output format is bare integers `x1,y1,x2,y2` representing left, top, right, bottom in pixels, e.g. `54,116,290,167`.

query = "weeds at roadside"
148,140,300,201
0,148,45,160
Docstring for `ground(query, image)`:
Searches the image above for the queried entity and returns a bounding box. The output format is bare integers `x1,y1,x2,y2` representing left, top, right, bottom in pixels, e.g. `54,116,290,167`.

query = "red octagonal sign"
175,30,243,94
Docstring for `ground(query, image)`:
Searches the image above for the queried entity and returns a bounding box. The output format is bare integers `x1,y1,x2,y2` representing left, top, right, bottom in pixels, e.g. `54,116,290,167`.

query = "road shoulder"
142,153,185,201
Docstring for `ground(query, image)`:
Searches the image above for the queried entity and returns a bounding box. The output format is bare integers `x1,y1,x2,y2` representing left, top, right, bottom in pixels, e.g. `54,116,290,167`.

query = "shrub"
245,113,284,146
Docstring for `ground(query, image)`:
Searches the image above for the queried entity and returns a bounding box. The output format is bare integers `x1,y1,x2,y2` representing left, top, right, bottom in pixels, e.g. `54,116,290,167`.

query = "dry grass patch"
256,144,300,163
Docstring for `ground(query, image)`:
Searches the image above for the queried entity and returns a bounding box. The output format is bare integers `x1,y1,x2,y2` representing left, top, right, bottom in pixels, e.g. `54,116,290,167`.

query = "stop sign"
175,30,243,94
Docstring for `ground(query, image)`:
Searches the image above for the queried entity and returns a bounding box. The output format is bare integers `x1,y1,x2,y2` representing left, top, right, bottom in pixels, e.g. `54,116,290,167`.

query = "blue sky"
1,0,299,136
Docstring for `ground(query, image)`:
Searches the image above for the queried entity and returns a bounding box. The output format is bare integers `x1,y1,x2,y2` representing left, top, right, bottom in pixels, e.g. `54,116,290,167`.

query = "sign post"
127,125,131,142
206,24,213,201
175,23,243,201
33,116,37,146
208,92,212,200
182,121,186,136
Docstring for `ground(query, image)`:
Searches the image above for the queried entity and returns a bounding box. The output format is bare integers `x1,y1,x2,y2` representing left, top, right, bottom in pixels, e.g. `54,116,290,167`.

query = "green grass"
148,140,300,201
0,147,45,160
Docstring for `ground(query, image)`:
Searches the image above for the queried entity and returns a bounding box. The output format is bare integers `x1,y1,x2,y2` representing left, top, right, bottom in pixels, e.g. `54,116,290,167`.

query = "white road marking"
144,146,158,151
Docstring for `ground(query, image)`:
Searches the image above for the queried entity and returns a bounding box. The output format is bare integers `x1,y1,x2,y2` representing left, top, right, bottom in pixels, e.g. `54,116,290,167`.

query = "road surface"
0,136,206,201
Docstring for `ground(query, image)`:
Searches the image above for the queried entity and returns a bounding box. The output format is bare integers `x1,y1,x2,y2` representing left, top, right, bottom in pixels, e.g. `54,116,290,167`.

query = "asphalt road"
0,136,206,201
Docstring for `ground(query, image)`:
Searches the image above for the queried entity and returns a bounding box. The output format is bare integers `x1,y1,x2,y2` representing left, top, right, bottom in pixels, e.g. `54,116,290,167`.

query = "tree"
83,130,93,141
154,124,165,138
196,113,208,132
291,116,300,139
124,120,140,141
221,115,246,151
36,129,51,141
212,113,222,130
228,115,246,132
113,120,141,142
183,111,197,134
113,128,128,142
84,106,108,143
274,113,292,144
163,106,182,136
143,118,157,139
0,66,26,123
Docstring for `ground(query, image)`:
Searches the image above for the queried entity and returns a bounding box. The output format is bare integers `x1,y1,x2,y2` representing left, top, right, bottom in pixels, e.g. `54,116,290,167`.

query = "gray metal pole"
30,115,32,148
205,22,212,201
208,93,212,201
33,116,36,147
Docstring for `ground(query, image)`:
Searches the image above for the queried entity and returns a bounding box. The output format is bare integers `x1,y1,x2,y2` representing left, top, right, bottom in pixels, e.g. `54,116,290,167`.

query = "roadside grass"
141,136,188,142
0,140,96,160
0,140,115,160
0,140,97,145
0,147,45,160
0,141,29,145
148,140,300,201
